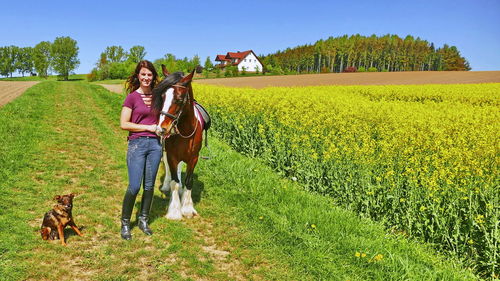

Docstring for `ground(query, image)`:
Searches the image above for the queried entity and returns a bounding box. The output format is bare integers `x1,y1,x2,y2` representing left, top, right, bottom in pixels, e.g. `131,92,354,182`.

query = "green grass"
0,74,86,81
0,81,478,280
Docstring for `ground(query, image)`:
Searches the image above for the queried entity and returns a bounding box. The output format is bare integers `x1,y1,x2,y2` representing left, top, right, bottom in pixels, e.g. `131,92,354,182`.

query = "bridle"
159,83,198,139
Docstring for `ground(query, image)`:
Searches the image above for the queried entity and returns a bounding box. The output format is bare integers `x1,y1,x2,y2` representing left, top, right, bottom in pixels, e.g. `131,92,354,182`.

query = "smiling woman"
119,60,162,241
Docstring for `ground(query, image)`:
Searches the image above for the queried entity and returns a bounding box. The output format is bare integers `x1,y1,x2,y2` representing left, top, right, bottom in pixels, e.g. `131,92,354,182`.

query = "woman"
119,60,162,240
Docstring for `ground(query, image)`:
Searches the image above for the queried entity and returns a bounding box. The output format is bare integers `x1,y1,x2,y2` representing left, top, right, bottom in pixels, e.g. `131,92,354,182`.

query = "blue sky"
1,0,499,73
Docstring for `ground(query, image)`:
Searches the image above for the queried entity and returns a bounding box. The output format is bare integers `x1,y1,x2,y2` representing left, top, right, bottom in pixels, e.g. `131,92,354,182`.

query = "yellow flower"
474,215,485,224
355,252,361,258
311,224,317,229
361,253,367,258
259,216,263,220
373,254,384,262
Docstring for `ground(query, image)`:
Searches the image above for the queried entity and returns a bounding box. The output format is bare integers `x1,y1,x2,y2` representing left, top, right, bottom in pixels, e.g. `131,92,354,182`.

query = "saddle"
194,102,211,131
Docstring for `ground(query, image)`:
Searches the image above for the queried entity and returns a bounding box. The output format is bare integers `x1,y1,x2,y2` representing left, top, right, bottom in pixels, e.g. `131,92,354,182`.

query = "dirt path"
0,81,39,106
98,84,123,94
195,71,500,88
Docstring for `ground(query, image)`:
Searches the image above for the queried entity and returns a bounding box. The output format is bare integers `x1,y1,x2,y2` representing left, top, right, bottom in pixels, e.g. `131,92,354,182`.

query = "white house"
215,50,263,72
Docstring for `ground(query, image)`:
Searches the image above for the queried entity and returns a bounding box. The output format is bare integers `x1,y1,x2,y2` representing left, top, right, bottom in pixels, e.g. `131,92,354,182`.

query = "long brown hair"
125,60,159,93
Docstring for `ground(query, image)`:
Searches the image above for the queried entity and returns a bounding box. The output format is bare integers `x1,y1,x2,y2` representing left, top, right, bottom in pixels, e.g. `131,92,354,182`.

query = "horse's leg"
159,149,171,196
177,161,184,198
181,157,199,218
166,159,182,220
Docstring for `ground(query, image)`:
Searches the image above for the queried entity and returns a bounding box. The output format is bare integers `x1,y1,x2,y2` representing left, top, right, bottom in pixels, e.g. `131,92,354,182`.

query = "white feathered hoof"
166,181,182,220
181,189,198,219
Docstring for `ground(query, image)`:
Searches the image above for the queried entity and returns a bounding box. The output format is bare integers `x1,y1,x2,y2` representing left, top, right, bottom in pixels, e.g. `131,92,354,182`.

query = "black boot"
121,189,137,240
138,189,154,235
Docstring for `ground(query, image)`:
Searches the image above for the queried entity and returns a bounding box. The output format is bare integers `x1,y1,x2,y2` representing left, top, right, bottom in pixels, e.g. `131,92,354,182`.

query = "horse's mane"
152,71,184,114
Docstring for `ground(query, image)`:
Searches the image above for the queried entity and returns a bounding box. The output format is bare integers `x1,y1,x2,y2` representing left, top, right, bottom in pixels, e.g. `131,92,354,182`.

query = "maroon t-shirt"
122,91,159,140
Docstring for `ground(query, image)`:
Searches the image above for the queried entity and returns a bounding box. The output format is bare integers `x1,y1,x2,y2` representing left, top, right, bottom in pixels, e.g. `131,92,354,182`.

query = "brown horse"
152,67,204,220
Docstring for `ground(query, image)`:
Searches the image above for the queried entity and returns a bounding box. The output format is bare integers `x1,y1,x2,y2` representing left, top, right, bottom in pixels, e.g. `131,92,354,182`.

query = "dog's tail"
40,227,51,240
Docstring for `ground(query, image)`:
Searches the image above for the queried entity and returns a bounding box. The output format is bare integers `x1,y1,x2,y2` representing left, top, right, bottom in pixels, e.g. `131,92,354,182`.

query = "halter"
159,84,198,139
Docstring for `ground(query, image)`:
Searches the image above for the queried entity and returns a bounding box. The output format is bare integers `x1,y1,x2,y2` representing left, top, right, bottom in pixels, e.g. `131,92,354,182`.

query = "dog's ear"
53,195,61,201
69,193,75,198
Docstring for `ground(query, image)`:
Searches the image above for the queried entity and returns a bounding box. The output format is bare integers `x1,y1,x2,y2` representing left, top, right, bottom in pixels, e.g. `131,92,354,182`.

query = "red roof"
215,54,230,61
225,50,252,60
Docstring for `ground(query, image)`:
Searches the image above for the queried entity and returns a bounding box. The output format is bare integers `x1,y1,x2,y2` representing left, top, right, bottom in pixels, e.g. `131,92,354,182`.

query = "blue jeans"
126,137,163,195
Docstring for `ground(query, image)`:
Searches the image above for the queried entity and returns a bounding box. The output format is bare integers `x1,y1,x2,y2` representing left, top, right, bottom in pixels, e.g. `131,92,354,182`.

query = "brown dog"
40,193,83,245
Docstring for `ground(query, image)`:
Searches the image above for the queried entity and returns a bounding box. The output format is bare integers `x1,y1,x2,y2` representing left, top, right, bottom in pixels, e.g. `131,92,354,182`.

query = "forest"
261,34,471,74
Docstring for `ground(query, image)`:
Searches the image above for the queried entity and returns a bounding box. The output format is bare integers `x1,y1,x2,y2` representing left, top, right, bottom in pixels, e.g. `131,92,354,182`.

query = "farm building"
215,50,263,72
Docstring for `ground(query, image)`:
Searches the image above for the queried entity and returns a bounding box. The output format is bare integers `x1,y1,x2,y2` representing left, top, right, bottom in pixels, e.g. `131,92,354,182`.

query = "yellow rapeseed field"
194,83,499,278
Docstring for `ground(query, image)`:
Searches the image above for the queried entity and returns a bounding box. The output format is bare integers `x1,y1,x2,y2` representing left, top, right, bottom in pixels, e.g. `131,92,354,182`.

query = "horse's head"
156,69,195,138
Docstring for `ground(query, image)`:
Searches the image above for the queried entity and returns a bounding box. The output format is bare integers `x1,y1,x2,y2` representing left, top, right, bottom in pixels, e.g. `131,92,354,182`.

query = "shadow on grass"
131,173,205,226
62,225,86,243
58,78,84,81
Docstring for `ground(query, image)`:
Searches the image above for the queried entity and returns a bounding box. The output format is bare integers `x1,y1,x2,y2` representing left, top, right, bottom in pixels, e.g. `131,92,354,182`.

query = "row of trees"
88,46,216,81
87,46,147,81
261,34,470,74
0,37,79,80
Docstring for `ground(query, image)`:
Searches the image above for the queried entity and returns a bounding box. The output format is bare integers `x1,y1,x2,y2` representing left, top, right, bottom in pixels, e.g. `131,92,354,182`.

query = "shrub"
270,66,284,75
87,69,98,82
368,67,378,72
241,66,247,76
109,62,129,79
358,67,366,72
230,66,239,77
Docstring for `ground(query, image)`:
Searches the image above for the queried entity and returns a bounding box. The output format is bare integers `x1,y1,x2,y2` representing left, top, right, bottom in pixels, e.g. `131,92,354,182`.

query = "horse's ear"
180,69,195,83
161,64,170,77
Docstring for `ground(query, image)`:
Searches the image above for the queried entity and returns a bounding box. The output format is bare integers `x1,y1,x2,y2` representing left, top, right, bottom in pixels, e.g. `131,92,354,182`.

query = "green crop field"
0,81,483,280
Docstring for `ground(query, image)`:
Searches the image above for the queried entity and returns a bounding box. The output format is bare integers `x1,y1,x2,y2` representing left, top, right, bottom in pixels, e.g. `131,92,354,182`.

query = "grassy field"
0,81,478,280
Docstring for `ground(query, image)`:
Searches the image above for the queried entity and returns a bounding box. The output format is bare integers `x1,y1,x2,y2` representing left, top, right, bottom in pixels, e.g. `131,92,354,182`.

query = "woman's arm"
120,107,157,132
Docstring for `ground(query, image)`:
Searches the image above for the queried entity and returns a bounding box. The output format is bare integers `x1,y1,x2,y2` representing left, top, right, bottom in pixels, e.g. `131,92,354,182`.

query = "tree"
51,36,80,80
127,45,146,63
203,56,213,71
17,47,34,77
104,46,127,63
0,46,19,77
33,41,52,78
189,55,201,72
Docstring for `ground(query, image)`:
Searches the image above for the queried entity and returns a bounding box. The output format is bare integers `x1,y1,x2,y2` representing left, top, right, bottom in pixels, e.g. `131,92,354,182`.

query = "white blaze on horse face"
158,88,175,126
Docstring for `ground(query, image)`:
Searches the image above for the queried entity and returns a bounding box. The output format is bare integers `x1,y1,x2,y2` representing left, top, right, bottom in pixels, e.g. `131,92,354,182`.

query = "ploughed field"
196,71,500,88
0,81,39,106
98,71,500,93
